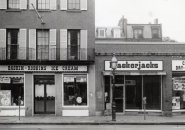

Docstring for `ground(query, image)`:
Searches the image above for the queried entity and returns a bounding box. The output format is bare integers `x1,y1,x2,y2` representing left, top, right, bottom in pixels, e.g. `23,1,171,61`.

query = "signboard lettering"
0,65,87,72
105,61,163,71
172,60,185,71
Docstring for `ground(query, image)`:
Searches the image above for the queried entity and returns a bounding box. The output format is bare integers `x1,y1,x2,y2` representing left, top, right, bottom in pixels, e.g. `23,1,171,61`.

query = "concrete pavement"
1,115,185,125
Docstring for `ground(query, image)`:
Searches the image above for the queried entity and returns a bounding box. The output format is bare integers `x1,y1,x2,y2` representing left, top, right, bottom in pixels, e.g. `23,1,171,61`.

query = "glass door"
34,75,55,114
46,84,55,113
125,76,142,109
35,84,45,113
114,85,125,113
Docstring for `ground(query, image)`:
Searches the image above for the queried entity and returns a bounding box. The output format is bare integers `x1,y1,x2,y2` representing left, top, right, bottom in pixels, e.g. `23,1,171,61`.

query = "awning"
102,71,166,76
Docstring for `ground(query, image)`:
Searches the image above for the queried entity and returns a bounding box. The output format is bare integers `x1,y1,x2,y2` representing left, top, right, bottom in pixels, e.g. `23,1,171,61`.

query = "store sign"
0,77,11,83
172,60,185,71
105,61,163,71
0,65,87,72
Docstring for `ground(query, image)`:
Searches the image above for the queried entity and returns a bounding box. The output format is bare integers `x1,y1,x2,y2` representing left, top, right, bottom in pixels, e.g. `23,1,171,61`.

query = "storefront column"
55,73,63,116
25,73,33,116
163,72,173,116
88,65,96,116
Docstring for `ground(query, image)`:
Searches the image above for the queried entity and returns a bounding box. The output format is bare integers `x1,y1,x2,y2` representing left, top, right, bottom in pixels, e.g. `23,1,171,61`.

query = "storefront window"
64,75,87,106
143,76,161,110
106,75,162,111
125,76,142,109
172,77,185,110
0,75,24,106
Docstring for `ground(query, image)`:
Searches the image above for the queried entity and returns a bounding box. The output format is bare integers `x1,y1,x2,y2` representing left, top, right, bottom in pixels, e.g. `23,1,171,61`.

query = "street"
0,125,185,130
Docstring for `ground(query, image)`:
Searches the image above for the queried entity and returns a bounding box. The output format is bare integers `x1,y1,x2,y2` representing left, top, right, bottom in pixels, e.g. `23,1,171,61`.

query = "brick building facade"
95,17,185,116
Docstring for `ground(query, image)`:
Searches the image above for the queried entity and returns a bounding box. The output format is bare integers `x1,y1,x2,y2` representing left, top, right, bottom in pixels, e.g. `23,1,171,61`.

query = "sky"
95,0,185,42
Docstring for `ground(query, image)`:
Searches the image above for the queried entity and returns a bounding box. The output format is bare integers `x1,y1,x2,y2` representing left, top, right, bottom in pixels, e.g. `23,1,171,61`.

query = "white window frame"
7,0,20,9
62,73,89,108
37,0,50,10
36,29,50,60
98,29,106,38
67,0,80,10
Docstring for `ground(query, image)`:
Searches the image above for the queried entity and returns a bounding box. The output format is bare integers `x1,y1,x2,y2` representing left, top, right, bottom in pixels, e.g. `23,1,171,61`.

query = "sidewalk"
1,115,185,125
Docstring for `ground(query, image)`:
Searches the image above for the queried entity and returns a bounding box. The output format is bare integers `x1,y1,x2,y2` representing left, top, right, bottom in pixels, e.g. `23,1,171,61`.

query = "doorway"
104,75,125,113
34,75,55,114
114,84,125,113
125,76,142,109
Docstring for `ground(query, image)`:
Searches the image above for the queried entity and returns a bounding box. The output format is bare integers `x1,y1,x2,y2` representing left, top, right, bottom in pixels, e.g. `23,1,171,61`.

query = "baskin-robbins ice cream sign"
105,61,163,71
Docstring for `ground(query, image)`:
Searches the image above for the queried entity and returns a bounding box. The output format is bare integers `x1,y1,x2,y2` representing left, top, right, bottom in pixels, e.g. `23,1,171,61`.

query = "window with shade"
67,30,80,60
7,29,19,60
37,0,50,10
8,0,20,9
68,0,80,10
36,29,49,60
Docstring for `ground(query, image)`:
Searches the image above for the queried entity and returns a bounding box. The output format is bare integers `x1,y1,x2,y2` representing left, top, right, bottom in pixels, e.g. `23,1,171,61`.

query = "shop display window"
125,76,142,109
143,76,161,110
105,75,162,111
0,75,24,106
172,77,185,110
64,75,87,106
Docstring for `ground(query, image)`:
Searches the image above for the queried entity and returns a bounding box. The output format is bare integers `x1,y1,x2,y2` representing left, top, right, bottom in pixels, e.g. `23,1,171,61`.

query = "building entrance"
104,75,125,113
114,84,125,112
34,75,55,114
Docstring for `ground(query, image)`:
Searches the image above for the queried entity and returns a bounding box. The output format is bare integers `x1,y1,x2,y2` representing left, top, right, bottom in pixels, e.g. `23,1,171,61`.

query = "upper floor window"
37,0,50,10
133,28,143,39
0,0,27,10
7,29,19,60
96,29,106,38
37,29,49,60
152,28,160,39
8,0,20,9
68,0,80,10
67,30,80,60
99,30,105,37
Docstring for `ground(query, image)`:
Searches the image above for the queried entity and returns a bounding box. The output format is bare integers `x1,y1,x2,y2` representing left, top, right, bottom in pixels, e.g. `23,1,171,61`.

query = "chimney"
154,18,158,24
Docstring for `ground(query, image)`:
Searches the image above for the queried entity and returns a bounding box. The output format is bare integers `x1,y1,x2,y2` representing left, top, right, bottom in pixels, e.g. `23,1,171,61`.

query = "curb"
1,122,185,125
